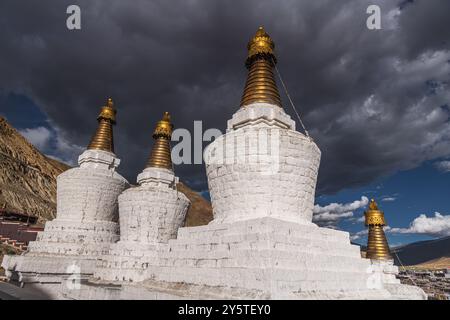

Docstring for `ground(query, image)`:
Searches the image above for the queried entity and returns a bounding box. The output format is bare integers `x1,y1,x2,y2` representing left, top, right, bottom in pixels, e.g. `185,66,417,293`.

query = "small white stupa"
2,28,426,300
1,99,129,297
362,199,414,297
94,112,190,283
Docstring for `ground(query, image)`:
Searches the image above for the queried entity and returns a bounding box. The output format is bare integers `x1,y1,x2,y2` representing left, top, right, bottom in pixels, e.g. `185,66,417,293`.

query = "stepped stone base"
62,279,425,300
94,242,160,283
73,217,426,300
1,219,120,298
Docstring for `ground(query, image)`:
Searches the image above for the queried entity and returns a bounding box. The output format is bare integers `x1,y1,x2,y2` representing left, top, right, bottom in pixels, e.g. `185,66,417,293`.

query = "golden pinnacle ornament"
145,112,174,170
240,26,282,108
364,199,393,260
87,98,116,153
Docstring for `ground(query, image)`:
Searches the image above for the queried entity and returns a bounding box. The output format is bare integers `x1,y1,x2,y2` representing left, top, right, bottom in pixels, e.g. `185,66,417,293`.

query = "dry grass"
413,257,450,270
177,182,213,227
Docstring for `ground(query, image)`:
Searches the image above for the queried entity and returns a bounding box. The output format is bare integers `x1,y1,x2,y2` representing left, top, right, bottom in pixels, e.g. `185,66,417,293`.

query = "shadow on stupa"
0,280,53,300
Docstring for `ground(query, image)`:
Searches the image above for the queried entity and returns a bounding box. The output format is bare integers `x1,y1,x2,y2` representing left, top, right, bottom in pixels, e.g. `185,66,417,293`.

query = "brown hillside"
177,182,213,226
414,257,450,270
0,117,69,223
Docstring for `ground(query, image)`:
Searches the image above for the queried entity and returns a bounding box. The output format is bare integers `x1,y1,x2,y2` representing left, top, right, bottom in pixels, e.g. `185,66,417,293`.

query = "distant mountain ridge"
0,117,213,226
392,236,450,267
353,236,450,267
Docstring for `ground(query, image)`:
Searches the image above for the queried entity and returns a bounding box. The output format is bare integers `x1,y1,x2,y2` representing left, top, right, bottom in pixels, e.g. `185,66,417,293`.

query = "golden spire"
87,98,116,153
145,112,174,170
364,199,393,260
240,26,282,108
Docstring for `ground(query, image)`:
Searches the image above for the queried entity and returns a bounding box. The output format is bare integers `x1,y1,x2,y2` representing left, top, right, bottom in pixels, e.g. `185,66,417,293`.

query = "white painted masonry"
368,259,402,286
205,103,319,224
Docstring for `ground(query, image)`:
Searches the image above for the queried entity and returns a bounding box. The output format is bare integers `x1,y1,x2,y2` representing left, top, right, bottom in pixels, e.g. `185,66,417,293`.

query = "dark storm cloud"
0,0,449,193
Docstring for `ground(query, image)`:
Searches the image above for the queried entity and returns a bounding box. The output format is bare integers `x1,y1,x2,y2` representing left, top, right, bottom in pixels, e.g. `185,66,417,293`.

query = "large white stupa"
2,28,426,300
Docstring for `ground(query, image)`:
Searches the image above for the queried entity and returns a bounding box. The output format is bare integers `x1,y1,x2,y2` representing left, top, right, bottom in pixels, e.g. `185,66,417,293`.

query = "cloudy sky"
0,0,449,246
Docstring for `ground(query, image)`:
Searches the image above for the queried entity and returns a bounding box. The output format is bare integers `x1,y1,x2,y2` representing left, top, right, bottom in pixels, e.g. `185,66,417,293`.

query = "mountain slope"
392,236,450,266
0,117,213,226
414,257,450,269
177,182,213,226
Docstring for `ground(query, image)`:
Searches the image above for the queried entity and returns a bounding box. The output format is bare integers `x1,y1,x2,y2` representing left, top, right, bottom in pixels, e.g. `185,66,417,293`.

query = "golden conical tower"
240,26,282,108
365,199,393,260
145,112,174,170
87,98,116,153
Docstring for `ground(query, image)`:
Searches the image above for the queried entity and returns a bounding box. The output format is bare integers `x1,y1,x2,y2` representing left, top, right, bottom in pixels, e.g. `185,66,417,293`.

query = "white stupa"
1,99,129,297
94,112,190,283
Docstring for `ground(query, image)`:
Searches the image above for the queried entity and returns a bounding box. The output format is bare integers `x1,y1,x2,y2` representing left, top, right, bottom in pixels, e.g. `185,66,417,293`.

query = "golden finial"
153,112,173,139
240,26,282,108
369,198,379,210
87,98,116,153
364,199,392,260
246,26,276,64
145,112,174,170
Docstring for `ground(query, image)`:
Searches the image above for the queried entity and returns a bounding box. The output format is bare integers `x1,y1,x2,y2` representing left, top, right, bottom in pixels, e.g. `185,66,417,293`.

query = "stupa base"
1,254,98,299
94,242,161,283
62,279,424,300
1,219,120,298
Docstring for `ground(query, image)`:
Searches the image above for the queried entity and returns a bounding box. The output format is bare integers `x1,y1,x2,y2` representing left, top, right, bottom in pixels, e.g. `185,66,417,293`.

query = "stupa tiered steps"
150,218,384,299
76,217,424,299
